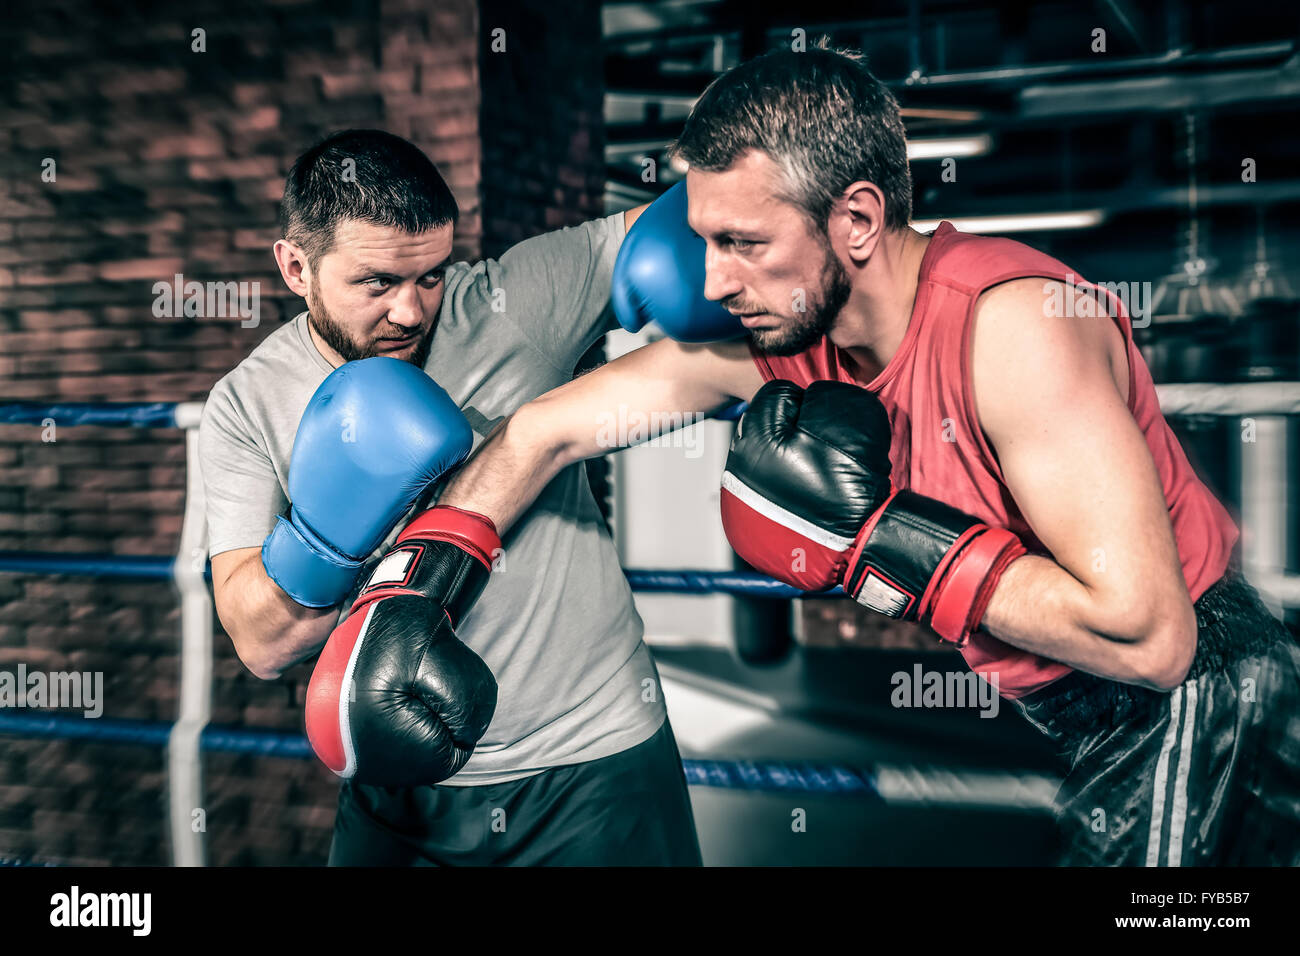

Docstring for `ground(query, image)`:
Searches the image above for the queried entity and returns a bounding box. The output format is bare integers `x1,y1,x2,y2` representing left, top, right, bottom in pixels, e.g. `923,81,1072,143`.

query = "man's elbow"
236,645,284,681
228,630,289,681
1130,604,1198,691
246,658,286,682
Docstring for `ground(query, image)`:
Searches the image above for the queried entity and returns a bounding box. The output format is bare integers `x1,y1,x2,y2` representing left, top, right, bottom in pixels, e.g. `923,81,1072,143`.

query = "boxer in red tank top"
438,46,1300,866
749,221,1238,699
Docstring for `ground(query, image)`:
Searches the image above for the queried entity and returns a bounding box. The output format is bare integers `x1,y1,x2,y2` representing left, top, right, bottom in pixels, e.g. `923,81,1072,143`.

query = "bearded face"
301,219,453,368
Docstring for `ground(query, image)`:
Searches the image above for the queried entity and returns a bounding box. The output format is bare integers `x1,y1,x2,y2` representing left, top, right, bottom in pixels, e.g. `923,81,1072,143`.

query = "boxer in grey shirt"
199,130,700,865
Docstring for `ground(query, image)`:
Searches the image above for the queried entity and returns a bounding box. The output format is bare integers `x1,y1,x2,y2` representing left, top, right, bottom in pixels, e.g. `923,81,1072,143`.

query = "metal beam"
914,180,1300,223
1019,55,1300,116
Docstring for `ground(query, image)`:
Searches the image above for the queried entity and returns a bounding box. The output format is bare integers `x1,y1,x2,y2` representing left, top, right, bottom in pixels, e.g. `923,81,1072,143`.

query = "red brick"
52,373,197,400
104,489,185,510
15,220,93,241
231,229,273,251
18,354,96,376
0,513,61,533
98,258,185,282
22,445,103,467
0,464,59,487
229,106,280,133
186,157,279,182
319,74,380,98
99,69,187,97
15,263,96,287
22,580,111,602
140,134,224,162
0,381,49,399
377,69,416,95
60,468,149,491
230,83,271,107
145,187,222,209
418,63,475,94
51,171,104,193
3,601,68,625
16,309,95,330
284,50,372,79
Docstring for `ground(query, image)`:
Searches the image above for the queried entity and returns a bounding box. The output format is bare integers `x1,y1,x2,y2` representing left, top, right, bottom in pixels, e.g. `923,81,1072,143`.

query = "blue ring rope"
0,552,836,598
0,713,873,794
0,402,180,428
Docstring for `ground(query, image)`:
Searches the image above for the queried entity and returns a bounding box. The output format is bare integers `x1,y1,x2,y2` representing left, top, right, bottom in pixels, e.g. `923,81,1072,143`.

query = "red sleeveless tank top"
750,222,1238,698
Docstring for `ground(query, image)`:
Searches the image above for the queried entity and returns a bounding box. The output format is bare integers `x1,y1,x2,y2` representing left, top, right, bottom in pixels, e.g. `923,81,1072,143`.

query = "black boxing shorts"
327,717,702,866
1012,565,1300,865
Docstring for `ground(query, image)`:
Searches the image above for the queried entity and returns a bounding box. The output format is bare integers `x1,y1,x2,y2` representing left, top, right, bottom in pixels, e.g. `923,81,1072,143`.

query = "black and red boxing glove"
305,506,500,787
720,380,1026,647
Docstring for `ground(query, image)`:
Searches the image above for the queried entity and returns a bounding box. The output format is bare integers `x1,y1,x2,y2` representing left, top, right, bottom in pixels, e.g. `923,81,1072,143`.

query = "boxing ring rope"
2,399,214,867
1,382,1297,864
0,709,1058,805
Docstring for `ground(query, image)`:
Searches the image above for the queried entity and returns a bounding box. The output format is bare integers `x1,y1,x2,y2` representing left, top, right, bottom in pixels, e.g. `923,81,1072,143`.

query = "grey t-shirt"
198,213,666,785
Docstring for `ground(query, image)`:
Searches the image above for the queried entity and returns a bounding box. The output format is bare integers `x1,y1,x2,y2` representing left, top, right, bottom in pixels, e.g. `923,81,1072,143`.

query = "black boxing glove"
305,506,500,787
720,380,1025,646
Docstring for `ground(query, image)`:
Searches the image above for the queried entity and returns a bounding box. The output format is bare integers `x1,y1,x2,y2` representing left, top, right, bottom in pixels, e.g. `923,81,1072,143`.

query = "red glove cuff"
925,528,1026,647
397,505,502,570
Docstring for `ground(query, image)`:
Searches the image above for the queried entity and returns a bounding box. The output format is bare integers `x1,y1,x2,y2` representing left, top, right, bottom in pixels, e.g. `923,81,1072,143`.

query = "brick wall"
0,0,607,865
478,0,612,514
479,0,606,258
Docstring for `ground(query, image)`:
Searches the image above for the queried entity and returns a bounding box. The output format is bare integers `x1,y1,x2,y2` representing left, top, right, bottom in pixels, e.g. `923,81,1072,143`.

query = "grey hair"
669,44,912,231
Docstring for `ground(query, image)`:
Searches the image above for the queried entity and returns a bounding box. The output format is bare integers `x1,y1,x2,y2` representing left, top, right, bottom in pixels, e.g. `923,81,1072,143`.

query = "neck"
830,227,931,376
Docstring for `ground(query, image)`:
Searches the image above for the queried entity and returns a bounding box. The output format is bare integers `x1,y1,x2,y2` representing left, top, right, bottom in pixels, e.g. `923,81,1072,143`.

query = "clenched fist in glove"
720,380,1026,647
261,357,473,608
305,506,500,787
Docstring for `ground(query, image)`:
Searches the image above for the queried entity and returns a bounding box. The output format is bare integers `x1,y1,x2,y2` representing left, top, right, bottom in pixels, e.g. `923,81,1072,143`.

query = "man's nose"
386,284,425,328
702,246,742,304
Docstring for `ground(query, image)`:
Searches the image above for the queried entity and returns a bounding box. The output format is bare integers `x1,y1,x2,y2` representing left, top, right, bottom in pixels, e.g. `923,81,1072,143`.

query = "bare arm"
210,547,340,680
623,202,649,232
972,279,1197,690
440,337,763,533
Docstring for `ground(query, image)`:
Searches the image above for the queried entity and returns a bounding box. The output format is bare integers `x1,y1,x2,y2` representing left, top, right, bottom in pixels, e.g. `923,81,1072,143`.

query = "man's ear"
839,181,887,265
274,238,311,298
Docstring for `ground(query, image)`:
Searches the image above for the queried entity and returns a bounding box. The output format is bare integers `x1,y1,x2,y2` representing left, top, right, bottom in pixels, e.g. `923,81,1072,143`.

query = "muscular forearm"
436,342,741,531
218,553,338,679
438,403,573,536
979,555,1196,690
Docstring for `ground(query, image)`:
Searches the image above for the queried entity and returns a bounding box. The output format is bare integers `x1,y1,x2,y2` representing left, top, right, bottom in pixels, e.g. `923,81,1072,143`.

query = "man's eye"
364,278,391,291
420,272,444,287
731,238,754,252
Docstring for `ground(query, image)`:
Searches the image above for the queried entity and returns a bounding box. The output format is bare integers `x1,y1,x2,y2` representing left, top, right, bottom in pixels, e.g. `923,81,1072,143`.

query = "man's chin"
750,326,821,358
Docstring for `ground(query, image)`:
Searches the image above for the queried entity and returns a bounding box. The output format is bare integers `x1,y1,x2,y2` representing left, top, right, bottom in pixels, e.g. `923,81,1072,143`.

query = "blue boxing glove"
611,182,745,343
262,357,473,608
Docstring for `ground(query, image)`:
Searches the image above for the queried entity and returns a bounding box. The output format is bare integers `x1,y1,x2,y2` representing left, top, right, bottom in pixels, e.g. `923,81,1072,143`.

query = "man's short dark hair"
279,129,459,267
670,45,912,231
